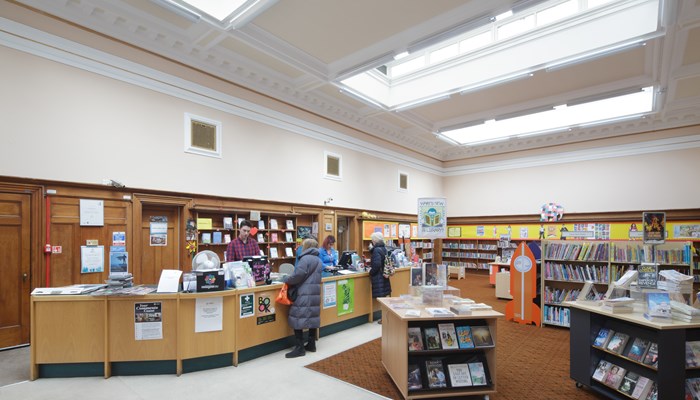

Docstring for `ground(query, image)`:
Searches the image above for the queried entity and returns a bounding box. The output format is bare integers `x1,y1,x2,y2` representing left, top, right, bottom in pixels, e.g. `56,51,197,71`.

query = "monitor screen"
338,251,356,268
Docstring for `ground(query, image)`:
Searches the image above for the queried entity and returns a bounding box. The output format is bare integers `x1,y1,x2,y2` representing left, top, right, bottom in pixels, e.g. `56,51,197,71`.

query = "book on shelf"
686,341,700,368
269,247,279,259
424,327,441,350
271,233,278,242
686,377,700,400
257,233,264,243
593,327,614,348
196,218,212,230
471,326,494,347
644,382,658,400
425,307,455,317
618,371,639,397
425,360,447,389
644,292,671,321
223,217,233,230
201,232,211,244
456,326,475,349
591,359,613,383
437,323,459,350
224,234,231,244
285,232,293,242
447,363,472,387
467,361,487,386
631,375,654,400
625,337,651,362
285,247,294,258
269,219,278,230
286,219,294,230
407,364,423,391
407,327,424,351
605,331,630,354
258,220,265,230
212,231,222,244
602,363,627,390
641,342,658,368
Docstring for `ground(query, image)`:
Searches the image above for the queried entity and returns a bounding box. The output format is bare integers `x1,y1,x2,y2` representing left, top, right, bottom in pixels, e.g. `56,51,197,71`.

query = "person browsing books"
225,220,262,261
369,232,391,323
283,237,323,358
318,235,338,267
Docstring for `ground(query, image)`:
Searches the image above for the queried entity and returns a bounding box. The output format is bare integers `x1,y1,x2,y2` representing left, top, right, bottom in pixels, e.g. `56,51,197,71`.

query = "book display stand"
378,297,503,399
568,301,700,399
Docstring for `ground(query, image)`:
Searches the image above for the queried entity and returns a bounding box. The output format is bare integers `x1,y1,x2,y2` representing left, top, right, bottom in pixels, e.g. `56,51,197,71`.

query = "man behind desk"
226,220,262,261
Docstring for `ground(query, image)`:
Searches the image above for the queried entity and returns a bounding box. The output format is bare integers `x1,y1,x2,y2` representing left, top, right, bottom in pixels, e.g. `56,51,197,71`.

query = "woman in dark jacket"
369,232,391,323
283,237,323,358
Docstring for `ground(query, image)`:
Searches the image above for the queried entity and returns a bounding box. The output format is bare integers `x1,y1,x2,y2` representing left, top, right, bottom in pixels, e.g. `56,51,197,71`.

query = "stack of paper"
657,270,692,292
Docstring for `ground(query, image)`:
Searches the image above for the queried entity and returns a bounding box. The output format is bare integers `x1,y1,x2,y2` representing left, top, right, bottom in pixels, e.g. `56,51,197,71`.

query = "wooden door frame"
0,182,43,347
132,194,193,278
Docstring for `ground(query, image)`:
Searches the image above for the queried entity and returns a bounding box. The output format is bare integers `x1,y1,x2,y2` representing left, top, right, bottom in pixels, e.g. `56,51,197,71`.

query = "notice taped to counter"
135,302,163,340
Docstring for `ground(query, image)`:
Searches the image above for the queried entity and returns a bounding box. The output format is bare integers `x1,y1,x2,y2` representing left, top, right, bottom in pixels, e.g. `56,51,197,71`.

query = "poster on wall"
643,212,666,244
195,297,223,333
417,198,447,239
80,245,104,273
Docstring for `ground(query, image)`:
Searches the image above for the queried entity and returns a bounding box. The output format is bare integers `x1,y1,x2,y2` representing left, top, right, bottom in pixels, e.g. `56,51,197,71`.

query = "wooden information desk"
378,297,503,399
567,301,700,400
30,267,410,379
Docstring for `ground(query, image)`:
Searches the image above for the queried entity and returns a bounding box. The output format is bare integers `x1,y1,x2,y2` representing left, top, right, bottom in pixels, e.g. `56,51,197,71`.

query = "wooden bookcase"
193,210,297,270
542,240,693,328
568,301,699,400
360,221,430,262
378,298,503,399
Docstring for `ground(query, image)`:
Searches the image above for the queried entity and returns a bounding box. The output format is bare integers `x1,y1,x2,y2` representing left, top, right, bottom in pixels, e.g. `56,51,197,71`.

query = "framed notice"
79,199,104,226
80,245,104,273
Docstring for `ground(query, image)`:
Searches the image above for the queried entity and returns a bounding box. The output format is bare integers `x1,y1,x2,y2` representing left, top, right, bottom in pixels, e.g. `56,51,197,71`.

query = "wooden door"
0,193,31,348
139,206,180,284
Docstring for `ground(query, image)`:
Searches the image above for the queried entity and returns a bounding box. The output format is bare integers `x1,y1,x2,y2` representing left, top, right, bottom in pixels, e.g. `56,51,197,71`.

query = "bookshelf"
378,298,503,399
360,221,430,262
568,301,698,400
542,240,693,328
193,211,296,269
441,239,500,274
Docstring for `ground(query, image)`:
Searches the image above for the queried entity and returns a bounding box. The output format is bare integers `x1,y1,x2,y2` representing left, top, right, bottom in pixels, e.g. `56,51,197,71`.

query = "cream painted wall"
0,45,442,213
444,147,700,217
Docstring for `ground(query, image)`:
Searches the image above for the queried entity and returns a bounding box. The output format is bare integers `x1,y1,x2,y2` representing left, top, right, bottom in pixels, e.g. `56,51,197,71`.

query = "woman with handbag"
369,232,391,324
283,237,323,358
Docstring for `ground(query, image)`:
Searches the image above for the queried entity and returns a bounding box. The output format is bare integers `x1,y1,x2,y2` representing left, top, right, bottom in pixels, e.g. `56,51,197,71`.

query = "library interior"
1,1,700,399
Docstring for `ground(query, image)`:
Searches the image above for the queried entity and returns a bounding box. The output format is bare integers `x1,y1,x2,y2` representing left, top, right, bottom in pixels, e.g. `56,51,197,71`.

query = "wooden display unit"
378,297,503,399
194,210,297,269
568,301,699,400
360,220,430,262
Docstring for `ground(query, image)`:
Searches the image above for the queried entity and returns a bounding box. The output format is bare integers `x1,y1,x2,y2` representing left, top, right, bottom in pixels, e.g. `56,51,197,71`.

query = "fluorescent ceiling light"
440,86,654,145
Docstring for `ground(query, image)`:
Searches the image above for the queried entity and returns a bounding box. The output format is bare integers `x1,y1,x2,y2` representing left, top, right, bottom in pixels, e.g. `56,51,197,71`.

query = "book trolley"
378,297,503,399
567,301,700,400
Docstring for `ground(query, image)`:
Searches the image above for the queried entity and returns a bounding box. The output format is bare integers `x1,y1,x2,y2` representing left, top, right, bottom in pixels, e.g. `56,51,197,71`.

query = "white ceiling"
12,0,700,165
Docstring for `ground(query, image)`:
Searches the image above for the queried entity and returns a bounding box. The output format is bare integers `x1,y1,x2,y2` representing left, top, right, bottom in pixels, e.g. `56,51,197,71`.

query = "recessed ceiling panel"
218,37,306,78
251,0,472,64
123,0,196,29
682,26,700,66
675,76,700,100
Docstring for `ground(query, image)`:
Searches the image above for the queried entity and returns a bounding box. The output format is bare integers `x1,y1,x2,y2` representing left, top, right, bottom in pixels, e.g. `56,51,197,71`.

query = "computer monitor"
338,251,356,269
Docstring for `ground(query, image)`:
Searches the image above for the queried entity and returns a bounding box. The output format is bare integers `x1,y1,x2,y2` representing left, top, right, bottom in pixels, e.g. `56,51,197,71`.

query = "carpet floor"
306,273,605,399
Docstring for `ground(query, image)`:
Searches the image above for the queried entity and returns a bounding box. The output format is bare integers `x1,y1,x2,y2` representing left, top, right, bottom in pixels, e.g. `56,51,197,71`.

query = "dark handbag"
288,285,298,302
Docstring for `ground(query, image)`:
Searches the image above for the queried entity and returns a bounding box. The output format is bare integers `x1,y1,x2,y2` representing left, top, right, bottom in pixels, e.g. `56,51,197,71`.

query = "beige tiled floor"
0,322,387,400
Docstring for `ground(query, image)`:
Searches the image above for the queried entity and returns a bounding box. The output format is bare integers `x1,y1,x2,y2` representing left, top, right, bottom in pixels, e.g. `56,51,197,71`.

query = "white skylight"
180,0,248,20
439,87,655,146
339,0,659,110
